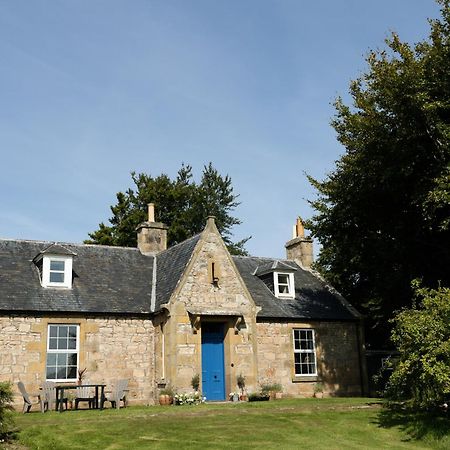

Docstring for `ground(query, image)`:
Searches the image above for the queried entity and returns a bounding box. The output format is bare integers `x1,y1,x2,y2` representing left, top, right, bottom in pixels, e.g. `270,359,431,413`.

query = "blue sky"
0,0,441,258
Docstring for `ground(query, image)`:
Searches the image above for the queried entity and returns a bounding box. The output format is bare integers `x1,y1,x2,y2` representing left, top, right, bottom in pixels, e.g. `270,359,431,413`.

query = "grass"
5,397,450,449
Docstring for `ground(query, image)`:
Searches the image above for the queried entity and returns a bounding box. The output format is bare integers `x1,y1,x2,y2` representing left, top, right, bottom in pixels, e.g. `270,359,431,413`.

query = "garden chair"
75,380,95,409
105,379,129,409
41,381,68,411
17,381,44,413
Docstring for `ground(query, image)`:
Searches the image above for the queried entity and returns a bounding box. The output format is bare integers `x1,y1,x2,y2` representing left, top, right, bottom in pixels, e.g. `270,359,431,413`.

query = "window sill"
292,376,318,383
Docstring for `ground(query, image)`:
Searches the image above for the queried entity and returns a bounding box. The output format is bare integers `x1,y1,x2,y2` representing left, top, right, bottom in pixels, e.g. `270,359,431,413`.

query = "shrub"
248,393,270,402
0,382,14,442
261,383,282,394
237,374,246,394
191,374,200,392
387,284,450,409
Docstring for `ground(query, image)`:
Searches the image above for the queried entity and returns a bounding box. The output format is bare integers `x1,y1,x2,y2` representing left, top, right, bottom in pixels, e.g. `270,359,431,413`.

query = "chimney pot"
148,203,155,222
296,217,305,238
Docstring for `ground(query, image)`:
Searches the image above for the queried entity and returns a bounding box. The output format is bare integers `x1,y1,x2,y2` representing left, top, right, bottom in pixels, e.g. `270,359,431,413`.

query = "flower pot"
159,394,172,405
239,394,248,401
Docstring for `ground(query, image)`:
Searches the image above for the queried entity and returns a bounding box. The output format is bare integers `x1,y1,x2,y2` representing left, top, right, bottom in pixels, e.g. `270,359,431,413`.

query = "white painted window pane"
46,325,78,381
50,272,64,283
278,274,289,284
50,260,65,271
293,329,317,375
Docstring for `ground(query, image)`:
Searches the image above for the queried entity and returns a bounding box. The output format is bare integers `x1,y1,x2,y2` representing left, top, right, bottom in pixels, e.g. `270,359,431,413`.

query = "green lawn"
7,398,450,449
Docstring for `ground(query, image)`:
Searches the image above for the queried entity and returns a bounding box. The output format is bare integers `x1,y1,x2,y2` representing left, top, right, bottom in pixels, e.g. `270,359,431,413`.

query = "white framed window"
42,255,73,288
46,324,79,381
274,272,295,298
293,329,317,376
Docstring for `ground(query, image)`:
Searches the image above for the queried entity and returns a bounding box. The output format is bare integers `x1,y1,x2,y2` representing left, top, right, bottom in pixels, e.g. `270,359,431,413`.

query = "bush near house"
0,381,14,442
387,284,450,409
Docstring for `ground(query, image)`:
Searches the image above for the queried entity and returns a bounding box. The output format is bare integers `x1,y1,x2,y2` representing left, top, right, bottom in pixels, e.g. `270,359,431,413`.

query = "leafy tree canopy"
307,0,450,347
387,283,450,409
85,163,250,255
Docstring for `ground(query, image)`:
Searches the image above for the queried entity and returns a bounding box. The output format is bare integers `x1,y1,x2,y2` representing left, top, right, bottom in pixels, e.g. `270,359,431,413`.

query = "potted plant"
313,382,325,398
237,373,247,401
261,383,282,400
191,374,200,392
159,385,174,405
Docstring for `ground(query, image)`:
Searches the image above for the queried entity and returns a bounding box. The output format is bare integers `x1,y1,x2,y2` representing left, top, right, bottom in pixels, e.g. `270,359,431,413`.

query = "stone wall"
0,315,155,408
256,320,364,397
161,221,260,396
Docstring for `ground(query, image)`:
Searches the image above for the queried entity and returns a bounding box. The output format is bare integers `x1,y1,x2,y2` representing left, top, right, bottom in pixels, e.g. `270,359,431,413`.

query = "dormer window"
274,272,295,298
254,260,297,299
42,255,73,289
33,243,76,289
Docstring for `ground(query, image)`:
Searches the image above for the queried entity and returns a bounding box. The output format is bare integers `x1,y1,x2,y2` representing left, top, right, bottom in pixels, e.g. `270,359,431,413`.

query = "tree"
86,163,250,255
307,0,450,347
387,283,450,409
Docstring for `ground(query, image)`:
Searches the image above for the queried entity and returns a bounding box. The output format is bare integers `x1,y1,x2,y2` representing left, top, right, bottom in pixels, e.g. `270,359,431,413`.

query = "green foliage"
261,383,282,394
0,381,14,440
386,284,450,409
86,163,250,255
307,1,450,347
237,373,246,393
191,374,200,392
313,382,325,394
159,385,175,397
248,392,270,402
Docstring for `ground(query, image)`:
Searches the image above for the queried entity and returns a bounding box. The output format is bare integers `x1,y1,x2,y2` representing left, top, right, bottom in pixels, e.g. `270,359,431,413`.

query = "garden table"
56,384,106,412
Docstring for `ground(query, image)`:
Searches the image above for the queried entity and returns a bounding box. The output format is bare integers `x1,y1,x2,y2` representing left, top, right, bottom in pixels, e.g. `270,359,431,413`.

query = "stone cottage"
0,205,368,406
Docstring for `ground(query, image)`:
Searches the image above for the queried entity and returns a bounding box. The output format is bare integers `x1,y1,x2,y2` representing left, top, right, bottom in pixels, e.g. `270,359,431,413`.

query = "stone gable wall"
0,315,155,409
162,226,260,395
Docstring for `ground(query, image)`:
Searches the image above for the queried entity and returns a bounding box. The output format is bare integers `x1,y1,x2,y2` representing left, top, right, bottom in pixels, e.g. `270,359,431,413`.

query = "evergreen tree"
86,164,249,255
307,0,450,347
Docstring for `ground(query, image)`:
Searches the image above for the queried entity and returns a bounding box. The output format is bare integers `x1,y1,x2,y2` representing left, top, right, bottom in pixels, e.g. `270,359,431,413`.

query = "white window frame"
42,255,73,288
46,324,79,382
274,272,295,298
293,328,317,376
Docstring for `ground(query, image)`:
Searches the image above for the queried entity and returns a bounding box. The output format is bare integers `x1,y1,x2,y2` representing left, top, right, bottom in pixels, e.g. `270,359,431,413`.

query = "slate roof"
233,256,360,321
253,260,297,276
0,239,154,314
155,234,201,311
0,235,359,321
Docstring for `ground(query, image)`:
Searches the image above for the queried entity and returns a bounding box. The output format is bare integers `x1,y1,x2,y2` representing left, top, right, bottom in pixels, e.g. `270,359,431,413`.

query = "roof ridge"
233,255,294,263
157,233,201,255
0,238,141,252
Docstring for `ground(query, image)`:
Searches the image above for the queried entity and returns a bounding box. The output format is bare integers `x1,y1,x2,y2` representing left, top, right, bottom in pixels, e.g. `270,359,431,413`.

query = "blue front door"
201,322,225,401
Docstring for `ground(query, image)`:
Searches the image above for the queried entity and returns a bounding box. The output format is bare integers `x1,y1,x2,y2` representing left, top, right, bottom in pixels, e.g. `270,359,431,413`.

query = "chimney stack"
136,203,168,255
285,217,313,269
